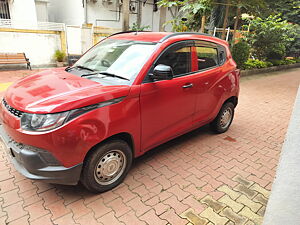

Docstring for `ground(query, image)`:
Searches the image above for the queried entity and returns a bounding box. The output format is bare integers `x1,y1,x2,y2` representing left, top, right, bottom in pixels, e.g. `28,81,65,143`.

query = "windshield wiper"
81,71,130,81
67,65,94,72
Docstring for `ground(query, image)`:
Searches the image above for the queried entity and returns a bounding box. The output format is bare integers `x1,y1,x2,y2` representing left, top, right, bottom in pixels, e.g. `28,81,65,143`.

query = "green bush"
243,59,269,70
231,41,250,69
244,15,297,61
269,59,297,66
54,50,66,62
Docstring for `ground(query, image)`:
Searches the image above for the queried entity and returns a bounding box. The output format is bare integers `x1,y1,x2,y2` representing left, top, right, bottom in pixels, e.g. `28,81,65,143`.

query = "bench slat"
0,52,31,69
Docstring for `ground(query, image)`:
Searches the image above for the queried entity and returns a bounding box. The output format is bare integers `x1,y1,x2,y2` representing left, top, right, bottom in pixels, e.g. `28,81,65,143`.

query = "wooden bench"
0,53,31,70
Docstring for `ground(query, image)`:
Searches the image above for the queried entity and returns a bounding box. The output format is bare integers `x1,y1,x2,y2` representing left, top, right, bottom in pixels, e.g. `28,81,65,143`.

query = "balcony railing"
0,19,65,31
0,1,10,19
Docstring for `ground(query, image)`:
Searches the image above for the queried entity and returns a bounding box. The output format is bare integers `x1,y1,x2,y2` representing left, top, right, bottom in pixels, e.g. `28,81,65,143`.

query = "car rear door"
191,41,223,125
140,41,198,151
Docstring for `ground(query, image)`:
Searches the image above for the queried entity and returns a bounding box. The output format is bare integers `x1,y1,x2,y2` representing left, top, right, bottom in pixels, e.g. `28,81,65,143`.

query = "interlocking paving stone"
200,195,225,213
233,176,254,187
253,193,268,206
257,205,266,217
249,183,270,198
200,207,229,225
218,195,244,213
220,207,247,225
237,195,262,213
181,209,209,225
234,184,257,199
217,185,241,200
239,207,263,224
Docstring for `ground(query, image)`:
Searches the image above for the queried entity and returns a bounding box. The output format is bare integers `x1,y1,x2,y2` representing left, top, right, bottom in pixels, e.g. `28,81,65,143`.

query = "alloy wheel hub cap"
220,108,232,128
94,150,126,185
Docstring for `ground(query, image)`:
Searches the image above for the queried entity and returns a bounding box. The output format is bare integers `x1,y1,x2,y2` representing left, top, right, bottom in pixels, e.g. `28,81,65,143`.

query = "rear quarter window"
196,46,218,70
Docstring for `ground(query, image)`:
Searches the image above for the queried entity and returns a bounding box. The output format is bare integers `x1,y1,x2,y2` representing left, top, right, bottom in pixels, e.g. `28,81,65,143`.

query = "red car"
0,32,239,192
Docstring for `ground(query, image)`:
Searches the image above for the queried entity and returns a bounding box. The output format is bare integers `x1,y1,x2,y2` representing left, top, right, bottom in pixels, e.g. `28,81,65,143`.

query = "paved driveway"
0,68,299,225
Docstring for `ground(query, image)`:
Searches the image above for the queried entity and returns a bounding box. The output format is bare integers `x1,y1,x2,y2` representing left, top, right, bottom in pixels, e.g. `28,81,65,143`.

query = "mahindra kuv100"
0,32,239,192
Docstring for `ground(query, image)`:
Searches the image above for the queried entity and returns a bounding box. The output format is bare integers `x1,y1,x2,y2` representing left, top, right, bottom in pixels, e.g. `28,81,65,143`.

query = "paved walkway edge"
263,85,300,225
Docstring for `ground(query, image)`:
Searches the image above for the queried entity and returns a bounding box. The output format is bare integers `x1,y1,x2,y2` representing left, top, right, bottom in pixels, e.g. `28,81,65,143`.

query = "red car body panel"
0,32,239,184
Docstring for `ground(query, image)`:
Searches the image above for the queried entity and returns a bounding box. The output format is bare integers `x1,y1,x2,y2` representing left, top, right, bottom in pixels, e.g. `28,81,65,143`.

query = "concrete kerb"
263,85,300,225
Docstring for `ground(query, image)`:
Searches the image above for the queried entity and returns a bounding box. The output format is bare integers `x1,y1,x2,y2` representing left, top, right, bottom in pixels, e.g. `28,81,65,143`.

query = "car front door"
140,41,198,151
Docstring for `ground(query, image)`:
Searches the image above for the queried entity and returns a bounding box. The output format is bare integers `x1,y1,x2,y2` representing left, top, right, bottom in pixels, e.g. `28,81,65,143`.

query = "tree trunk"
233,1,241,42
221,0,230,39
200,15,206,33
159,7,167,31
122,0,130,31
137,0,142,28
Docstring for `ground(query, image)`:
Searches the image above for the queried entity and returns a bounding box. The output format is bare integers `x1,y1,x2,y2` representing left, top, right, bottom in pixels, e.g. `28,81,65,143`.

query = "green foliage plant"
243,59,270,69
244,15,297,61
231,41,250,69
54,50,66,62
158,0,213,32
130,23,151,31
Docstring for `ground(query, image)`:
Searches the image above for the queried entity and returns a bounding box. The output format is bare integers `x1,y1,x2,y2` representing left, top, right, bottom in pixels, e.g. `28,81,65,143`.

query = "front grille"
2,99,23,118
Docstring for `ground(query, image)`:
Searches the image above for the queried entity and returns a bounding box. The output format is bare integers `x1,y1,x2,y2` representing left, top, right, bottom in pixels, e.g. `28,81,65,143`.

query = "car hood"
4,68,131,114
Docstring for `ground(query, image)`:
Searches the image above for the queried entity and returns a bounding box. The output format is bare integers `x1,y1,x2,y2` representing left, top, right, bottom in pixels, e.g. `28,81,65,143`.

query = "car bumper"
0,124,82,185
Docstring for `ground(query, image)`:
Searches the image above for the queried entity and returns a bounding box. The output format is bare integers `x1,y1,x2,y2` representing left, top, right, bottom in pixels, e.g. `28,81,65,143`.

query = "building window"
0,0,10,19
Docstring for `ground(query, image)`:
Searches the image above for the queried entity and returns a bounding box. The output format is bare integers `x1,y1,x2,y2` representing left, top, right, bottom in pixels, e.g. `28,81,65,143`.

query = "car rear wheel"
210,102,235,134
81,140,132,193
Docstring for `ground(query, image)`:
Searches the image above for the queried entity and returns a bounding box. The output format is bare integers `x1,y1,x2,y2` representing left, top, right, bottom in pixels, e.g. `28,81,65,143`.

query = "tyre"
81,140,132,193
210,102,235,134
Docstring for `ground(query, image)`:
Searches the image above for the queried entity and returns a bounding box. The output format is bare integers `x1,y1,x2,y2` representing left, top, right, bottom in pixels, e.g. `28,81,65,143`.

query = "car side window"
196,47,218,70
154,45,191,76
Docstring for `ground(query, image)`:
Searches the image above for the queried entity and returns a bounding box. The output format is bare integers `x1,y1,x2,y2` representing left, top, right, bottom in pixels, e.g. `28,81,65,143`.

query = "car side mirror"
150,64,174,81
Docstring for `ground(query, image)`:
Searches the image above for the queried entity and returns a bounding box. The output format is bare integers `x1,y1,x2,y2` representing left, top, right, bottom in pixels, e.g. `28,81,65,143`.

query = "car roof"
108,31,228,46
108,32,172,43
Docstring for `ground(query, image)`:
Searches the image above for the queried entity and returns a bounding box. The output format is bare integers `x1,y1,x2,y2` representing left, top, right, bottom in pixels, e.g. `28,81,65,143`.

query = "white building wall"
48,0,84,26
0,32,61,66
9,0,38,25
35,0,49,22
47,0,173,31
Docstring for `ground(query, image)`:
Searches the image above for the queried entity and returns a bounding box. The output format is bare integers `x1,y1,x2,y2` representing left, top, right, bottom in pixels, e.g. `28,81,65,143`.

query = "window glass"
196,47,218,70
155,46,191,76
219,50,226,65
74,39,156,81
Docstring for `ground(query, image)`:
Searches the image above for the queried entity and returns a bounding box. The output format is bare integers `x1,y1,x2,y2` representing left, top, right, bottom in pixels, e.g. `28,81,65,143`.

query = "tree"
244,15,297,60
265,0,300,25
158,0,213,32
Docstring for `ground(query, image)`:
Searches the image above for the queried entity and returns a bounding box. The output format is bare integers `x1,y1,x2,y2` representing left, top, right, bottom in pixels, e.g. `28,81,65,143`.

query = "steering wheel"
101,59,111,67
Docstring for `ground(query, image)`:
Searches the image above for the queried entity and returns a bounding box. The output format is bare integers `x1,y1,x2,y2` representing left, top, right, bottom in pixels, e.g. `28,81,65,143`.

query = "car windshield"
73,38,157,84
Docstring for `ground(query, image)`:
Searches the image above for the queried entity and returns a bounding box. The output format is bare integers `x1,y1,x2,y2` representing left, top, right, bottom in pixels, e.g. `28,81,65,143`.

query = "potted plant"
54,50,66,67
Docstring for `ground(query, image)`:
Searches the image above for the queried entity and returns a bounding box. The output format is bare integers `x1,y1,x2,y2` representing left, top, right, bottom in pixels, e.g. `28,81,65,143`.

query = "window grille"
0,0,10,19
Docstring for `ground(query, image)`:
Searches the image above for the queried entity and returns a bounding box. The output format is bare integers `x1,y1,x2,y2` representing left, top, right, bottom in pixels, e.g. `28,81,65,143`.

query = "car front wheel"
81,140,132,193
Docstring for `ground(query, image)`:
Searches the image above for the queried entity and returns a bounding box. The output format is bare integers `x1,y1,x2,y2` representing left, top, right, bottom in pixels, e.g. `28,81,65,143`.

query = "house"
0,0,49,24
47,0,173,31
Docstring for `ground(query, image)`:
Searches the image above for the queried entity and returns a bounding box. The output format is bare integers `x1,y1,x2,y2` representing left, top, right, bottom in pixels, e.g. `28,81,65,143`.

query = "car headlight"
20,97,124,132
21,111,70,132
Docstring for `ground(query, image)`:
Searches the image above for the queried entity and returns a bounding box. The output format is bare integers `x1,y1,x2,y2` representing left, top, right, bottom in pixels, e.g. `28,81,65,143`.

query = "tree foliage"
231,41,250,68
243,15,297,60
265,0,300,25
158,0,213,31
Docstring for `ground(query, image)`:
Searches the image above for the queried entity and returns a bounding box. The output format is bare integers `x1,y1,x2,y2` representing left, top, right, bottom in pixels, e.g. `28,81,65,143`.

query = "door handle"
182,83,193,89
